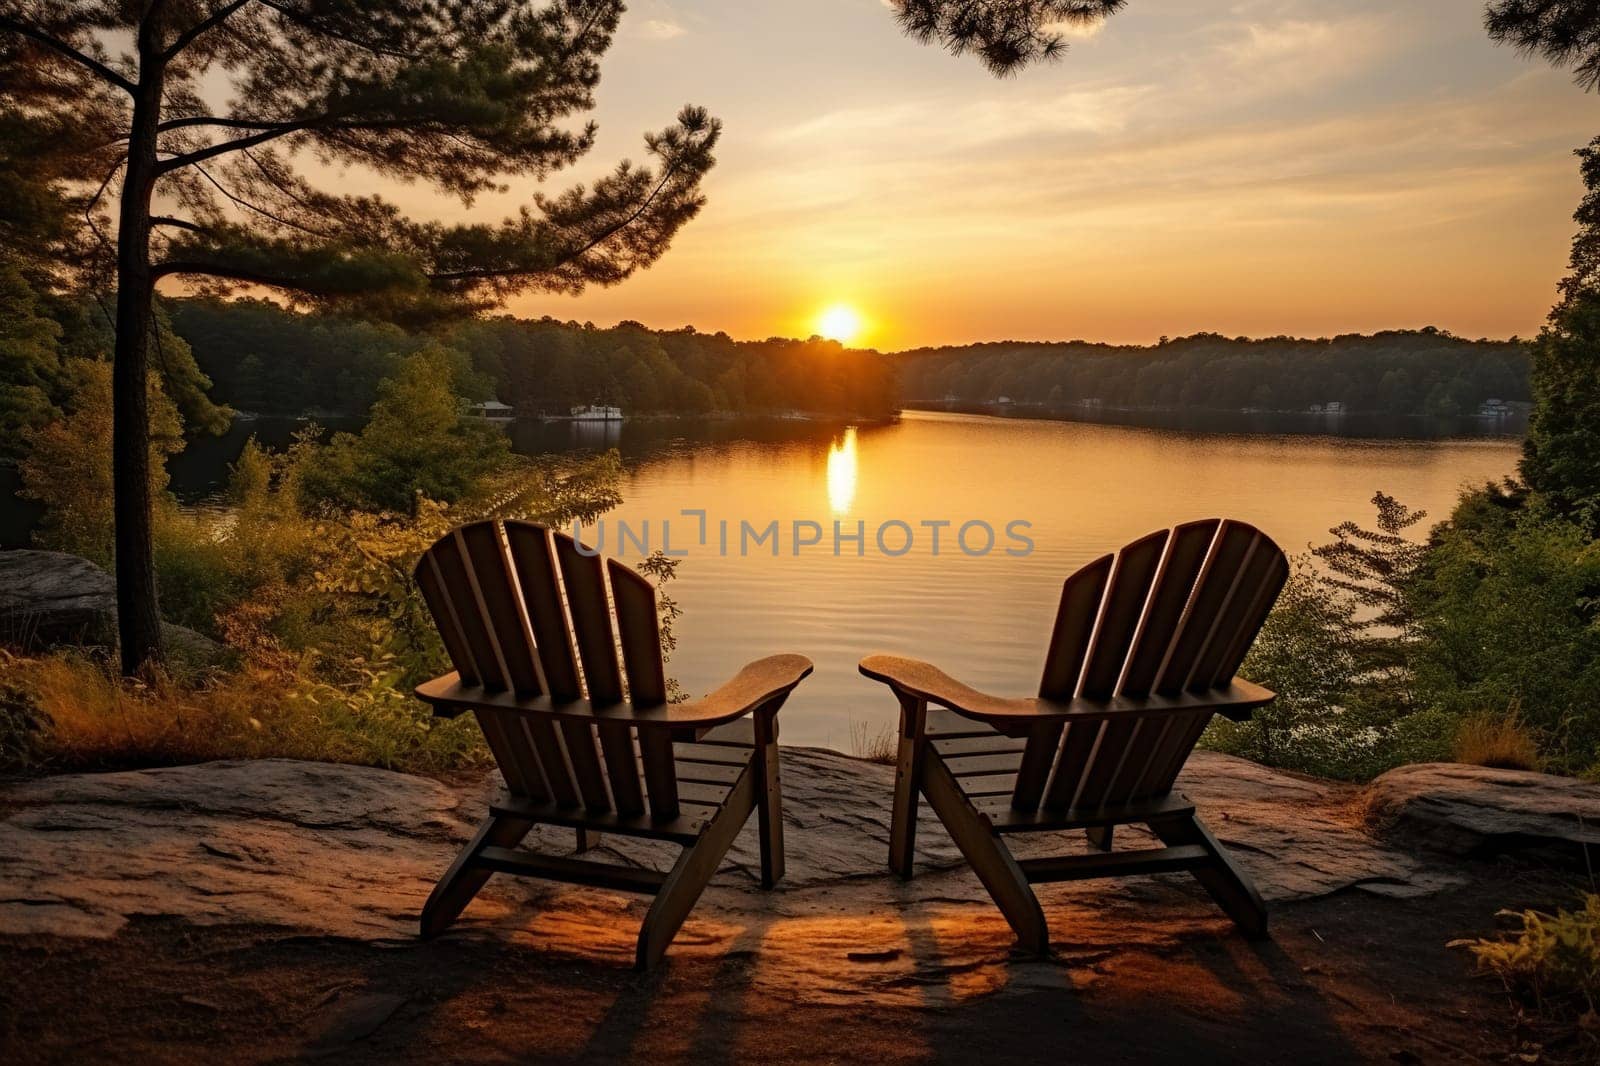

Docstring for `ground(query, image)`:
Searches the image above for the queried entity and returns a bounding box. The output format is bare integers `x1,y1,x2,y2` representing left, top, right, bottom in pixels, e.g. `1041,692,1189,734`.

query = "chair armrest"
858,653,1273,731
416,653,814,730
670,653,814,728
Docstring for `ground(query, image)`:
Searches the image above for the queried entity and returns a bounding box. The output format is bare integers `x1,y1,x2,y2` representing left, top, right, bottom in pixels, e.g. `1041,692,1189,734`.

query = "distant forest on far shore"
894,329,1530,417
168,300,1530,423
169,299,899,420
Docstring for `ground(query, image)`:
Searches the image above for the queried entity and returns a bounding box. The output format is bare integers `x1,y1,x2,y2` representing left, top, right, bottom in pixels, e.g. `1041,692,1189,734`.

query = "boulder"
0,549,224,667
0,549,116,648
1368,761,1600,863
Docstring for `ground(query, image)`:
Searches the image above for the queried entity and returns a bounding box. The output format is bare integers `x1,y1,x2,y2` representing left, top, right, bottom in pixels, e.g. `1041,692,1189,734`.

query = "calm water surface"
576,411,1519,750
1,410,1521,751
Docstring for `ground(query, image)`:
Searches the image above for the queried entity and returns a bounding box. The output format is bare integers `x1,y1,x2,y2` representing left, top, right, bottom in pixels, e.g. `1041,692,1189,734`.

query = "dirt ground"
0,862,1586,1065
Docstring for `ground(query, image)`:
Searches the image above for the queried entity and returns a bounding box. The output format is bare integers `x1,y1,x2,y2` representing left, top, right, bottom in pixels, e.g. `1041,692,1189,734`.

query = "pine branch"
190,161,336,238
430,158,685,284
150,215,208,232
160,0,254,61
0,16,136,95
151,259,337,290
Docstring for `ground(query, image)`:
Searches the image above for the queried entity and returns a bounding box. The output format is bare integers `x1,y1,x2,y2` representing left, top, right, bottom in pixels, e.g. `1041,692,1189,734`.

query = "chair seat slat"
673,742,754,767
943,751,1028,777
929,733,1027,757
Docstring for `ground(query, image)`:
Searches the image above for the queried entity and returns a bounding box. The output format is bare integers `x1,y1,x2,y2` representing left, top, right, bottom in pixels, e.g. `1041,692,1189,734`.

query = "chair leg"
1149,813,1268,939
635,765,757,970
888,695,926,879
420,812,535,939
753,702,785,889
1086,825,1114,851
921,753,1050,956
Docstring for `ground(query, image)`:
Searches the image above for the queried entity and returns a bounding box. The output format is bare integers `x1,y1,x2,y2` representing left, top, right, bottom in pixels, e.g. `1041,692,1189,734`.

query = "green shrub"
1411,487,1600,777
1455,894,1600,1051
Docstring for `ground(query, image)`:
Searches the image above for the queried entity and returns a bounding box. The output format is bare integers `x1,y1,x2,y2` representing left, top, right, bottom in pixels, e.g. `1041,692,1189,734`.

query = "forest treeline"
896,329,1530,416
165,300,1530,422
168,299,899,419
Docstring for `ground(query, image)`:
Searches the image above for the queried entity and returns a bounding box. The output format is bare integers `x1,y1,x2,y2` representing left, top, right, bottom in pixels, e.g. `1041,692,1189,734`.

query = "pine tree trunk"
111,41,164,677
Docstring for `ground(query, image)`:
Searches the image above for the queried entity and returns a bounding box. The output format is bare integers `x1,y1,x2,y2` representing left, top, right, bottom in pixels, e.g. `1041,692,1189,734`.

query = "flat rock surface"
0,749,1462,1003
1368,761,1600,859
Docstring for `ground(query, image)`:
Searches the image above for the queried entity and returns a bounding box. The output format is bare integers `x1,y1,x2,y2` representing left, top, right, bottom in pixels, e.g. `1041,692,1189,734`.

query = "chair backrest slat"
1079,530,1169,700
607,560,668,707
458,523,545,696
1202,549,1290,690
1015,519,1287,813
553,532,626,705
560,719,612,811
1141,709,1215,797
638,730,680,820
523,715,580,807
1038,554,1112,700
1119,519,1220,698
1040,719,1101,811
430,533,508,690
1154,520,1258,696
1009,721,1063,810
1019,555,1112,808
1075,717,1140,806
504,523,583,701
416,554,483,687
476,710,549,802
599,720,646,817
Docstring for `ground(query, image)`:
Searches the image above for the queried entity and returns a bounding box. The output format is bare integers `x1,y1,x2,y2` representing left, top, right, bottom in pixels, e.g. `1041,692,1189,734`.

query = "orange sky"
282,1,1600,350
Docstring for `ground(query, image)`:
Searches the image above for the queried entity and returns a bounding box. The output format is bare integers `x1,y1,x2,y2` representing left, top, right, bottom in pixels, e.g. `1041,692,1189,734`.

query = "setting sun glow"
816,304,864,345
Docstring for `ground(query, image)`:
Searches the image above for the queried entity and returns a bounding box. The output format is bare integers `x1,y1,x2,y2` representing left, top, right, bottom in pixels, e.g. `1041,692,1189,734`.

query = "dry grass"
1454,709,1542,773
0,651,486,775
850,720,898,765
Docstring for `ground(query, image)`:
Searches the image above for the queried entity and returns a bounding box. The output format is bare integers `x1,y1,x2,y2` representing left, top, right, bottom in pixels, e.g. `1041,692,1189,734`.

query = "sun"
815,303,864,345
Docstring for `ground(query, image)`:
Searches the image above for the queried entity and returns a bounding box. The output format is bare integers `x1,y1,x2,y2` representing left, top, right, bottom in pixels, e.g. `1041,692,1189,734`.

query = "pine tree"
1517,138,1600,530
0,1,719,673
1486,3,1600,529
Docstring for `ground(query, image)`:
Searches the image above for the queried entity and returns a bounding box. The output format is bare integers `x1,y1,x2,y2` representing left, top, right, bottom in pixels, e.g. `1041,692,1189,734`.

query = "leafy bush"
1206,495,1447,780
1456,895,1600,1050
292,347,511,514
1411,487,1600,777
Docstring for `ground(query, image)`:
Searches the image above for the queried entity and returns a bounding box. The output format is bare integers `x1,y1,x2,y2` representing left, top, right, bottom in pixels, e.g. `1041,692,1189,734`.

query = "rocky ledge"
7,748,1592,1004
1368,760,1600,862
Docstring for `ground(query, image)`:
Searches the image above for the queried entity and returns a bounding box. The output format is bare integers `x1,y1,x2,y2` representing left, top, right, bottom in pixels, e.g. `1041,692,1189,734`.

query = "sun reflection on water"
827,427,858,514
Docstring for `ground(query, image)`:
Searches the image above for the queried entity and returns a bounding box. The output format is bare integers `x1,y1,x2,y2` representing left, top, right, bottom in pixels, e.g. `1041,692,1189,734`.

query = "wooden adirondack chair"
411,519,813,968
859,518,1288,954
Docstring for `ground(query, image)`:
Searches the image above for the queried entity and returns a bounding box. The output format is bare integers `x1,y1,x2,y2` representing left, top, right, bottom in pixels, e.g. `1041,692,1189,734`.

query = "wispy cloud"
636,18,685,41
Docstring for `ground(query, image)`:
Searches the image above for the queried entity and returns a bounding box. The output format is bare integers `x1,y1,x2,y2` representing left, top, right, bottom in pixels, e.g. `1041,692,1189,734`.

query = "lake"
544,411,1519,751
0,410,1522,751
